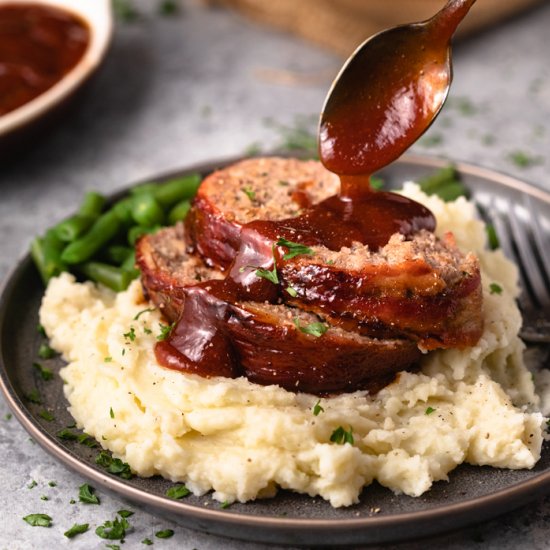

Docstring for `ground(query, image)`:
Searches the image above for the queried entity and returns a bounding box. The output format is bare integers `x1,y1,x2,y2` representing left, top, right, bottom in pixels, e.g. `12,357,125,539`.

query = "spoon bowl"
319,0,476,177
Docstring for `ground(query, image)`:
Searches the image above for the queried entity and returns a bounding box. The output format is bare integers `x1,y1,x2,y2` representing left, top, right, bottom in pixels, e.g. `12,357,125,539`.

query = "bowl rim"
0,0,113,136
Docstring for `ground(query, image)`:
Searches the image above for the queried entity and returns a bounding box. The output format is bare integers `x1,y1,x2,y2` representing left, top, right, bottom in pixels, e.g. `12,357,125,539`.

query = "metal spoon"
319,0,477,177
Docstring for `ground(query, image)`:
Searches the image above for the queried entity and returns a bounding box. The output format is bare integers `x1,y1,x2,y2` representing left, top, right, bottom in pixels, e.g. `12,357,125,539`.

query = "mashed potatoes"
39,184,545,508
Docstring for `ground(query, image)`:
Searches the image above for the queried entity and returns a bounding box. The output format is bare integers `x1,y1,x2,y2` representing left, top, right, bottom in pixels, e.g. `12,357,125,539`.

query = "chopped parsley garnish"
242,186,256,201
254,248,279,284
221,500,231,509
157,322,174,341
48,481,57,487
25,388,42,404
117,509,134,518
38,410,55,422
293,318,328,338
313,400,324,416
110,407,115,419
330,426,354,445
104,356,113,363
144,327,152,335
95,516,129,540
489,283,503,295
28,480,37,489
77,433,98,448
155,529,175,539
286,286,298,297
276,237,314,260
123,326,136,342
166,484,190,500
40,495,48,501
134,307,156,320
96,451,133,479
37,324,47,337
64,523,89,538
57,428,78,441
425,406,436,415
142,538,154,545
23,513,52,527
38,343,56,359
33,362,53,381
79,483,100,504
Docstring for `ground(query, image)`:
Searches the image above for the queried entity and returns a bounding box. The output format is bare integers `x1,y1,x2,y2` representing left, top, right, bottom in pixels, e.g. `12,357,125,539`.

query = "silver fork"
479,194,550,344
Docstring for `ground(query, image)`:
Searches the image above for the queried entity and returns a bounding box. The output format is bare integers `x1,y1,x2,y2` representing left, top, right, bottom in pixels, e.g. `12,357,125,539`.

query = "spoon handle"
430,0,477,38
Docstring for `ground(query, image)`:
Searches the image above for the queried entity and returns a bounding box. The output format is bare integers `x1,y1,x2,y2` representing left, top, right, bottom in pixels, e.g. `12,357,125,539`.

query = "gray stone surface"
1,1,549,548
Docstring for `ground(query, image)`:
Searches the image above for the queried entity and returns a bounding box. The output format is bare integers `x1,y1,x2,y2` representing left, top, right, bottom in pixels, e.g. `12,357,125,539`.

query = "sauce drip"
0,4,89,117
155,1,474,385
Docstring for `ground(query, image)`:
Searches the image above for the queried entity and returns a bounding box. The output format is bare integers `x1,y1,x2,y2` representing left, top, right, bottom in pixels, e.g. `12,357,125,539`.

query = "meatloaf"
138,224,421,394
138,157,483,394
184,157,483,349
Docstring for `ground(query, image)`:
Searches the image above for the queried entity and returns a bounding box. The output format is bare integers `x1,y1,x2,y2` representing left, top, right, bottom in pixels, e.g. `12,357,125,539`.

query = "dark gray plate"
1,154,550,547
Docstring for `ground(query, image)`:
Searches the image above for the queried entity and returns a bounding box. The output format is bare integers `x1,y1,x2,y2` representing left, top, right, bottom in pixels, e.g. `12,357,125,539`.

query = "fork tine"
508,201,550,306
526,195,550,289
488,197,535,310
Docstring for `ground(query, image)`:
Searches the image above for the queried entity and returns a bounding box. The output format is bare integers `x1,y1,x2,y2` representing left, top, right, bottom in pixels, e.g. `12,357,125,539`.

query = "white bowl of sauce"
0,0,113,154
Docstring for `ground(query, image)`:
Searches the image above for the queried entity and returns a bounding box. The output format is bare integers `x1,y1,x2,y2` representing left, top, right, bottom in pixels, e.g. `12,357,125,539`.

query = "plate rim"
1,153,549,545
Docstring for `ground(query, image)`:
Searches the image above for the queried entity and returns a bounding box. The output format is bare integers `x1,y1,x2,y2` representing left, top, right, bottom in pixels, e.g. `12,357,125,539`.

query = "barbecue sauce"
0,4,89,117
155,2,472,388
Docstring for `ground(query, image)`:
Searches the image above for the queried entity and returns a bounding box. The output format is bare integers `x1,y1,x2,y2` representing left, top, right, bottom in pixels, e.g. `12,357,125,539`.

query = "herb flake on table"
117,509,134,518
142,539,154,545
508,150,543,168
95,515,129,540
64,522,89,538
79,483,100,504
155,528,175,538
23,513,52,527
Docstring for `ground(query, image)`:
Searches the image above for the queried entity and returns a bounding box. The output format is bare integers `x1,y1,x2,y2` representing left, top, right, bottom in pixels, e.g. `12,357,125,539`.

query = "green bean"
53,214,95,242
131,193,165,227
121,251,140,279
418,166,458,194
112,197,135,225
130,182,158,196
105,245,133,264
78,191,105,217
167,199,191,225
153,174,201,208
31,230,67,284
79,262,133,292
127,225,161,246
61,211,121,264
